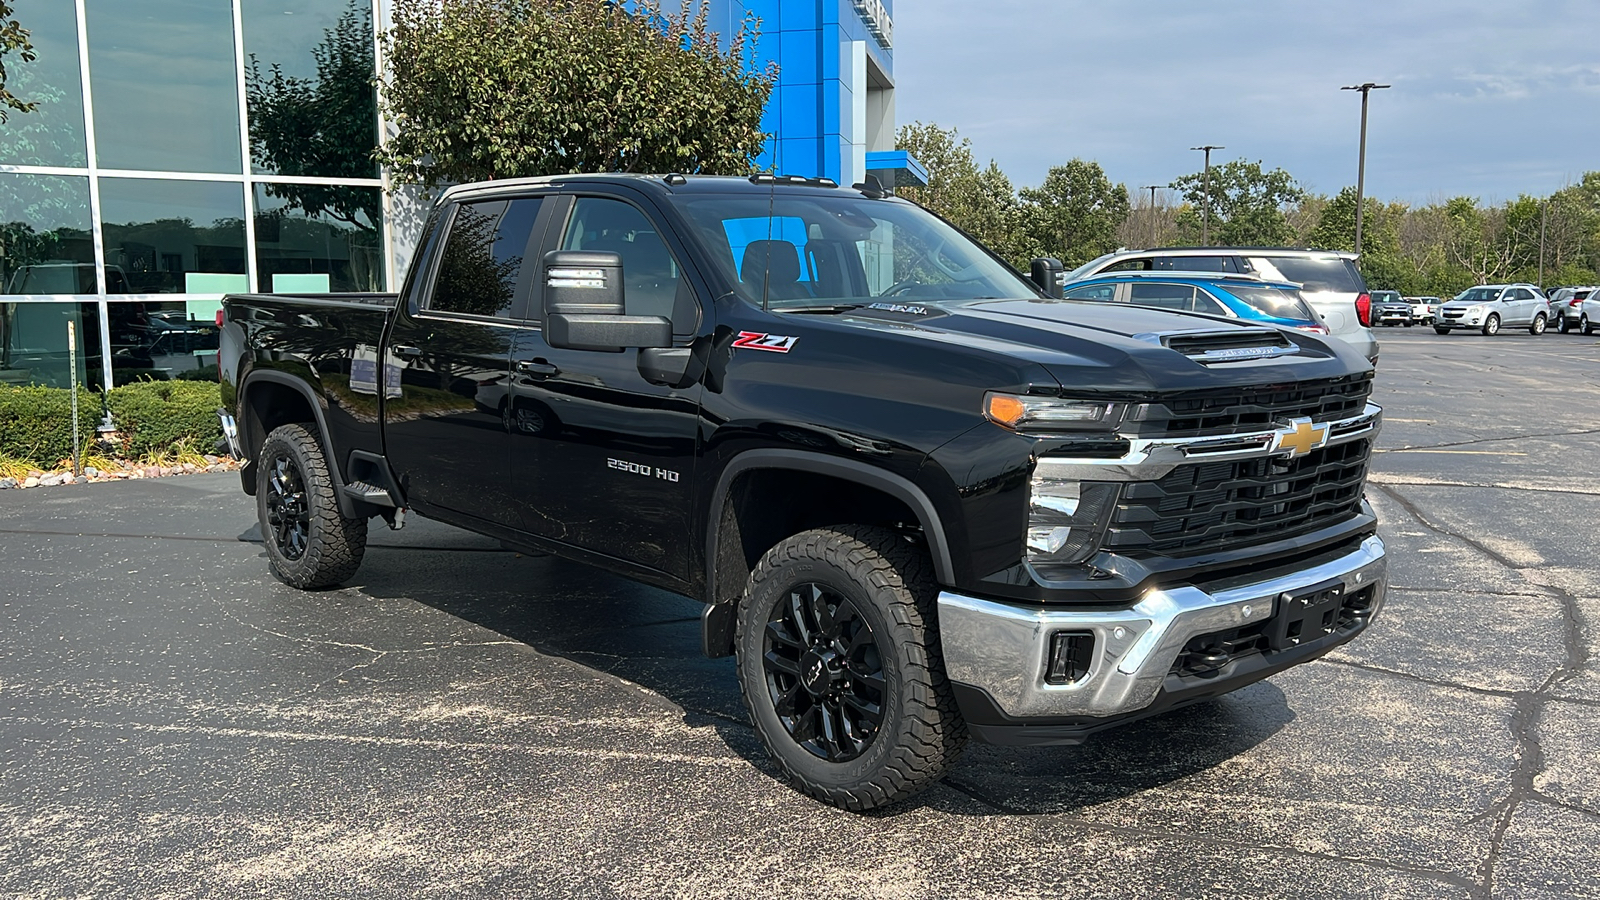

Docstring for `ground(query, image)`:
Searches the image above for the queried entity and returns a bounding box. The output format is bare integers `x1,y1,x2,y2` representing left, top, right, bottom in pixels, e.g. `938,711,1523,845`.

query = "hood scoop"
1157,328,1297,364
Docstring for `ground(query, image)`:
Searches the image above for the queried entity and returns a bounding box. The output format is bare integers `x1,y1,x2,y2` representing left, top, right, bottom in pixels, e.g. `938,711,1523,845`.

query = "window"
0,1,86,166
0,301,105,389
1063,283,1116,302
1,174,96,295
1249,256,1365,294
429,198,542,318
1188,290,1228,316
242,0,379,179
86,0,243,173
253,184,384,293
99,177,248,298
1128,282,1197,311
1153,256,1235,273
560,197,683,320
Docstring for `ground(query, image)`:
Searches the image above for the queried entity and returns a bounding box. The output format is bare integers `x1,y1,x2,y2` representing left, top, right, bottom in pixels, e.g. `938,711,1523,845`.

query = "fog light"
1046,631,1095,684
1026,471,1117,565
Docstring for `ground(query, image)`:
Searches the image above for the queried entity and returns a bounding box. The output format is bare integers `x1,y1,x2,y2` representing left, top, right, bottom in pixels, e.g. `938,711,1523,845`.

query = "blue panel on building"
778,29,819,84
778,84,821,138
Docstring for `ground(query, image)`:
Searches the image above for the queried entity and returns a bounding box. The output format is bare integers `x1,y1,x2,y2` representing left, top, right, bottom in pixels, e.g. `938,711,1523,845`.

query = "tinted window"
1457,287,1500,302
99,177,247,297
1,173,96,294
1248,256,1365,294
430,198,542,318
0,1,87,166
253,183,385,293
86,0,243,173
1128,283,1197,311
1063,283,1116,302
560,197,684,320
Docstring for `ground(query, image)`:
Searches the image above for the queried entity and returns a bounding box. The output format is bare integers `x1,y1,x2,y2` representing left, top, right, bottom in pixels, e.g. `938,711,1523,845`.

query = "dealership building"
0,0,917,390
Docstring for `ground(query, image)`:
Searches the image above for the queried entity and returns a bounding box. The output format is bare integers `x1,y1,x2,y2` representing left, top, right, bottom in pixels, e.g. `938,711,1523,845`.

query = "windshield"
1223,285,1319,321
672,193,1034,309
1456,288,1500,302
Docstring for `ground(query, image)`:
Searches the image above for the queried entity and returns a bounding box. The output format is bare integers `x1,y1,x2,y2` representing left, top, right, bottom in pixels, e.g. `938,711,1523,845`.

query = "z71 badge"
732,331,798,353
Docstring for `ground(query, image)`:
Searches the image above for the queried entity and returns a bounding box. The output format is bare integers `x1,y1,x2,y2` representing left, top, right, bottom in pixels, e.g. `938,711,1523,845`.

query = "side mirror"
542,250,671,352
1030,257,1065,298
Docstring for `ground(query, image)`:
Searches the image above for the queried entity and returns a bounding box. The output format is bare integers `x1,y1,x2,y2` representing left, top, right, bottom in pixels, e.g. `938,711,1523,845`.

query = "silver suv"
1550,286,1598,333
1434,284,1551,335
1067,247,1379,362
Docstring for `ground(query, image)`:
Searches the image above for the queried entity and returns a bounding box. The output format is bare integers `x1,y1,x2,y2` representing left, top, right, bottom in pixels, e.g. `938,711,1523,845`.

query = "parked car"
1370,290,1413,326
1549,286,1597,333
1405,297,1440,325
1578,289,1600,335
1060,271,1328,332
1434,284,1551,335
216,173,1387,811
1067,247,1378,362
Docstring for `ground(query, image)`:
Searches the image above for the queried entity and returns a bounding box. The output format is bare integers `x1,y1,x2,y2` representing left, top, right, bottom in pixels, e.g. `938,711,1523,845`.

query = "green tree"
0,0,35,124
377,0,774,185
895,122,1034,267
1171,160,1303,246
246,0,379,232
1016,159,1129,268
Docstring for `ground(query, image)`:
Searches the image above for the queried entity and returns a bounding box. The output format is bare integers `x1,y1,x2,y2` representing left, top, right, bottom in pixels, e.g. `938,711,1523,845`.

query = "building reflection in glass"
0,173,97,295
254,184,384,293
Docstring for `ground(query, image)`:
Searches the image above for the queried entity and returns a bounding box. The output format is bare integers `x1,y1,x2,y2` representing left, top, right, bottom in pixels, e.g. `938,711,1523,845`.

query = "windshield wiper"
774,303,867,314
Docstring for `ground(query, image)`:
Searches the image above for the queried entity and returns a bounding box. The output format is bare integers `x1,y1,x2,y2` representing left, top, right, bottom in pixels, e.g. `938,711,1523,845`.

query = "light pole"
1190,146,1223,245
1140,185,1162,247
1340,82,1390,257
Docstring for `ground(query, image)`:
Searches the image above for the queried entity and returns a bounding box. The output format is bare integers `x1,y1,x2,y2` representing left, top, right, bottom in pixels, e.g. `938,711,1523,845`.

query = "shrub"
105,380,223,460
0,385,101,468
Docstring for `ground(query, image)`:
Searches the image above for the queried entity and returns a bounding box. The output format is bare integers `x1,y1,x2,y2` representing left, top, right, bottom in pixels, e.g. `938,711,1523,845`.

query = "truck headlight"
986,393,1125,432
1026,466,1118,566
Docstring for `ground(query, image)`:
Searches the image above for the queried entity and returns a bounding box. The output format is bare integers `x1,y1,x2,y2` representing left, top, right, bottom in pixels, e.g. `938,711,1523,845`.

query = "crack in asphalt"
1373,426,1600,454
1370,481,1593,900
939,778,1479,889
1368,478,1600,498
1323,658,1518,699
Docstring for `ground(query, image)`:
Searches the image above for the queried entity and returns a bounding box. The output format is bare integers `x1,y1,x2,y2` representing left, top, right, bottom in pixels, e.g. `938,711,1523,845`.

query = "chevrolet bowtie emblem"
1272,417,1330,458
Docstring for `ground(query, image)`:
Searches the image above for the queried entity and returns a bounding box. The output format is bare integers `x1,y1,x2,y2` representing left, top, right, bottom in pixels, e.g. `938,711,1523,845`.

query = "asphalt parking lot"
3,328,1598,899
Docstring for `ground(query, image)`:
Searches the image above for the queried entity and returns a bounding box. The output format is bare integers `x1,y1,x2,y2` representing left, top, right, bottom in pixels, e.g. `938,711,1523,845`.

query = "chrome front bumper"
937,535,1386,721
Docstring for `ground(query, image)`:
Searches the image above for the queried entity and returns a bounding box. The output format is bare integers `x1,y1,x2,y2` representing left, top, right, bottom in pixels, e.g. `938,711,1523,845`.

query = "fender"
700,448,958,657
236,368,360,519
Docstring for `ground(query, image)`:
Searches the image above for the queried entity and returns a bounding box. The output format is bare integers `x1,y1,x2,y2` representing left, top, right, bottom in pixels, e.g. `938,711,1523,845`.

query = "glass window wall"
253,183,384,293
99,178,247,296
0,1,87,166
85,0,243,174
242,0,378,179
0,173,97,294
0,301,105,390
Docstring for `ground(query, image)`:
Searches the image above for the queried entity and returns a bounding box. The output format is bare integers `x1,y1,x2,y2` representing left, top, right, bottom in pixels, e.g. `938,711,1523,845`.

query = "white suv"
1434,284,1551,335
1067,248,1379,363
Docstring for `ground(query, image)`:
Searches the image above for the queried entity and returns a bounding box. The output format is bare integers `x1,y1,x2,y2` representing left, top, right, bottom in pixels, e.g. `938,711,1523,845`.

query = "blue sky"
894,0,1600,206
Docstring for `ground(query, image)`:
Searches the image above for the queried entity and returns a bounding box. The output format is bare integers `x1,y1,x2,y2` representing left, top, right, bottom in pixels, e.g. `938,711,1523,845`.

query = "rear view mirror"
542,250,671,352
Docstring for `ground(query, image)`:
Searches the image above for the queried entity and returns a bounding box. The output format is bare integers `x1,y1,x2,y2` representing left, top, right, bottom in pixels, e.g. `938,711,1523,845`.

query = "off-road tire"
1482,313,1500,336
257,423,367,589
1530,313,1547,335
735,525,967,811
1434,326,1451,335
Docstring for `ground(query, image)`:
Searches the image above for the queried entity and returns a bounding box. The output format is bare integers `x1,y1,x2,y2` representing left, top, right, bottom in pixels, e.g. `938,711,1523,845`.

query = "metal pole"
68,320,82,478
1342,83,1390,257
1538,199,1547,290
1140,185,1161,248
1190,146,1223,245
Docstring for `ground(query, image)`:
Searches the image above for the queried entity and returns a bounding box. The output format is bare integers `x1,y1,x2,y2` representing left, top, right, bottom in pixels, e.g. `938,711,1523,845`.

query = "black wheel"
1482,314,1500,336
1558,316,1571,333
735,526,966,810
1434,326,1451,335
1403,321,1414,327
1530,313,1547,335
257,423,367,588
1584,314,1594,336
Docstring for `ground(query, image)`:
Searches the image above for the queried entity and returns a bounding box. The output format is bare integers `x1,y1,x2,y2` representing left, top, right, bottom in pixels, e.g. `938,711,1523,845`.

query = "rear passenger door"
383,194,553,529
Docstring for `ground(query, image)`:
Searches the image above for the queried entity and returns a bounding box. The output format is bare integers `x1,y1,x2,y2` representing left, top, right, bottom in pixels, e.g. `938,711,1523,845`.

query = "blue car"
1058,271,1329,333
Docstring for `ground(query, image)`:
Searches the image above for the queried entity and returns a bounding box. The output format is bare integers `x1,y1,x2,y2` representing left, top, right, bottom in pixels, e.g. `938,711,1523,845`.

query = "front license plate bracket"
1266,579,1345,650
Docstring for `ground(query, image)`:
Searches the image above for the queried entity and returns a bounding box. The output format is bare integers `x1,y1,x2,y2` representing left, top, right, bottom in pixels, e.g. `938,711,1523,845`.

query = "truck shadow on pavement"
324,539,1296,817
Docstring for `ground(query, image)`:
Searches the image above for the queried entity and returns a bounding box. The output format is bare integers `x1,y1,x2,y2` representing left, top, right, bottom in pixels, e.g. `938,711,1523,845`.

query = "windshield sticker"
732,331,799,353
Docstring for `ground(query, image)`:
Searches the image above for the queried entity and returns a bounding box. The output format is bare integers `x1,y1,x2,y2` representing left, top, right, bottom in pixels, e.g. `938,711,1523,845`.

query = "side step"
340,480,396,507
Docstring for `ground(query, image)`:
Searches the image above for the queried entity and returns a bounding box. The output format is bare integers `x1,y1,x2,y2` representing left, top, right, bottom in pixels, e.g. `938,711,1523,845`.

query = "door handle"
391,344,423,359
515,359,560,377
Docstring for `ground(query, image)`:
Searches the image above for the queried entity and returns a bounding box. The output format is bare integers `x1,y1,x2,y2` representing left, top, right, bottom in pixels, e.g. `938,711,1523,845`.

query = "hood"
826,298,1370,395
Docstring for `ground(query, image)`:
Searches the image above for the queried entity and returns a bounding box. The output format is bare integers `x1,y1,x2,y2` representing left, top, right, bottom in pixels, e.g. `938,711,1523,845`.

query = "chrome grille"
1103,438,1371,555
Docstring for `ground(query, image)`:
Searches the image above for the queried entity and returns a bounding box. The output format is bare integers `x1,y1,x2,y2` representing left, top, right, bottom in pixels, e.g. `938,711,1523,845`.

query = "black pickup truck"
217,173,1387,810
